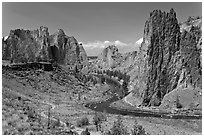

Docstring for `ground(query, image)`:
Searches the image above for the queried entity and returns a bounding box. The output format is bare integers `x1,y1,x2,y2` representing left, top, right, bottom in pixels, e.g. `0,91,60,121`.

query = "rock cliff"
138,9,202,107
141,9,181,106
2,26,88,65
97,45,122,68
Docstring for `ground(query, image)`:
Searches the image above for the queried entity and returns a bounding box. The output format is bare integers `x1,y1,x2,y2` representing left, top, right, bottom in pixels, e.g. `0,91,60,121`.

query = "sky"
2,2,202,56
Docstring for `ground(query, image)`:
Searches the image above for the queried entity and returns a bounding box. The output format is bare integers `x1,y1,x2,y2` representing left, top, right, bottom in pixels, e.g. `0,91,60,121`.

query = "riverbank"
107,96,202,134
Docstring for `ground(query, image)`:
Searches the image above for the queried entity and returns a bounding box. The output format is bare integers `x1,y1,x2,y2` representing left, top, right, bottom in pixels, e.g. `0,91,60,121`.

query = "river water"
85,74,201,120
85,91,201,120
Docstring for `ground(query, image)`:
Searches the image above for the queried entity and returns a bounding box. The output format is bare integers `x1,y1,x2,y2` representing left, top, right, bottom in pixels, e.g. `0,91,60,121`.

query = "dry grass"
160,86,202,111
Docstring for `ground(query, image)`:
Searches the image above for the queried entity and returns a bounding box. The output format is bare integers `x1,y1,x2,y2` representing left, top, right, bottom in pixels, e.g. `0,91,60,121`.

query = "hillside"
2,64,114,135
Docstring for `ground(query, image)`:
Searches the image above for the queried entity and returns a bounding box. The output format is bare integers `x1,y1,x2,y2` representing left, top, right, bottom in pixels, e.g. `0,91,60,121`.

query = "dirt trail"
124,92,135,106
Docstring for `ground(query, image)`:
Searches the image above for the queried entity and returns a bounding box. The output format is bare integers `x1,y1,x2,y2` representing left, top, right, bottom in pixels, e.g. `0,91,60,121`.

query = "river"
84,75,202,120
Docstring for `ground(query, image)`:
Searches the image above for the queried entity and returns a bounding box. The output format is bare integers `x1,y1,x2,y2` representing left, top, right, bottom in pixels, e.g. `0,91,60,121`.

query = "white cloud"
82,41,106,49
81,40,142,56
135,37,143,45
104,40,110,44
82,40,128,49
114,40,127,46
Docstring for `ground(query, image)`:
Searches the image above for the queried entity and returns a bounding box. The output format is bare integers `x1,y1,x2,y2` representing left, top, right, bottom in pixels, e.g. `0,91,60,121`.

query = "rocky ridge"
130,10,201,108
2,26,88,65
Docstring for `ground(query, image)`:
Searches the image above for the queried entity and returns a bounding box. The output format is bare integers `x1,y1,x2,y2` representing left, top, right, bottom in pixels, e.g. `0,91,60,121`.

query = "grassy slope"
160,86,202,110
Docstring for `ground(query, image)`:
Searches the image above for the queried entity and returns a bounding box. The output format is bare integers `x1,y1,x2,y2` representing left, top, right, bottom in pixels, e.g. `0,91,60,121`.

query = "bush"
176,95,182,109
131,119,146,135
51,118,61,129
109,115,129,135
93,112,107,131
65,119,71,127
80,128,90,135
77,117,89,127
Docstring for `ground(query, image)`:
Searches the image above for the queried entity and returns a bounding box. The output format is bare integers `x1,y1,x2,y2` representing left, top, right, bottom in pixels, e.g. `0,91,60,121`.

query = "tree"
74,65,79,74
97,70,100,74
93,78,97,85
113,70,117,77
65,118,71,127
110,71,114,76
122,80,129,97
77,117,89,127
93,112,107,131
83,75,88,83
118,72,123,80
81,128,90,135
106,70,111,77
187,16,194,23
131,119,146,135
100,76,105,84
47,104,51,129
176,95,182,109
110,115,129,135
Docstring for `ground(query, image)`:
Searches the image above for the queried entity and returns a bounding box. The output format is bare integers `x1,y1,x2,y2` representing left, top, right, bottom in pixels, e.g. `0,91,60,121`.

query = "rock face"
98,45,119,60
141,9,181,106
178,18,202,89
139,9,202,106
2,26,88,65
97,45,122,69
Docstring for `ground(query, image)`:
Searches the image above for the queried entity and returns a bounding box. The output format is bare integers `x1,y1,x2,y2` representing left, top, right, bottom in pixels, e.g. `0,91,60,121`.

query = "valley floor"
2,66,202,135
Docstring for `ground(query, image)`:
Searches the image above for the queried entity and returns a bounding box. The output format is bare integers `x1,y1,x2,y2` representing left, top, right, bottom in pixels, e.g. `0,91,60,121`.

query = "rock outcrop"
139,9,202,107
87,45,123,70
97,45,122,68
2,26,88,65
141,9,181,106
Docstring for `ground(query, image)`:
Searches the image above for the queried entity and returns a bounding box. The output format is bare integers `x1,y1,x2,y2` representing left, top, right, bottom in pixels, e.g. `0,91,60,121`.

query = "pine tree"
176,95,182,108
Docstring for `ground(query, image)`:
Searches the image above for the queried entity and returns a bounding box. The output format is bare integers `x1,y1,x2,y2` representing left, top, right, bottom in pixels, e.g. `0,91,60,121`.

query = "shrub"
109,115,129,135
77,117,89,127
51,118,61,129
131,119,146,135
93,112,107,131
80,128,90,135
65,119,71,127
176,95,182,109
